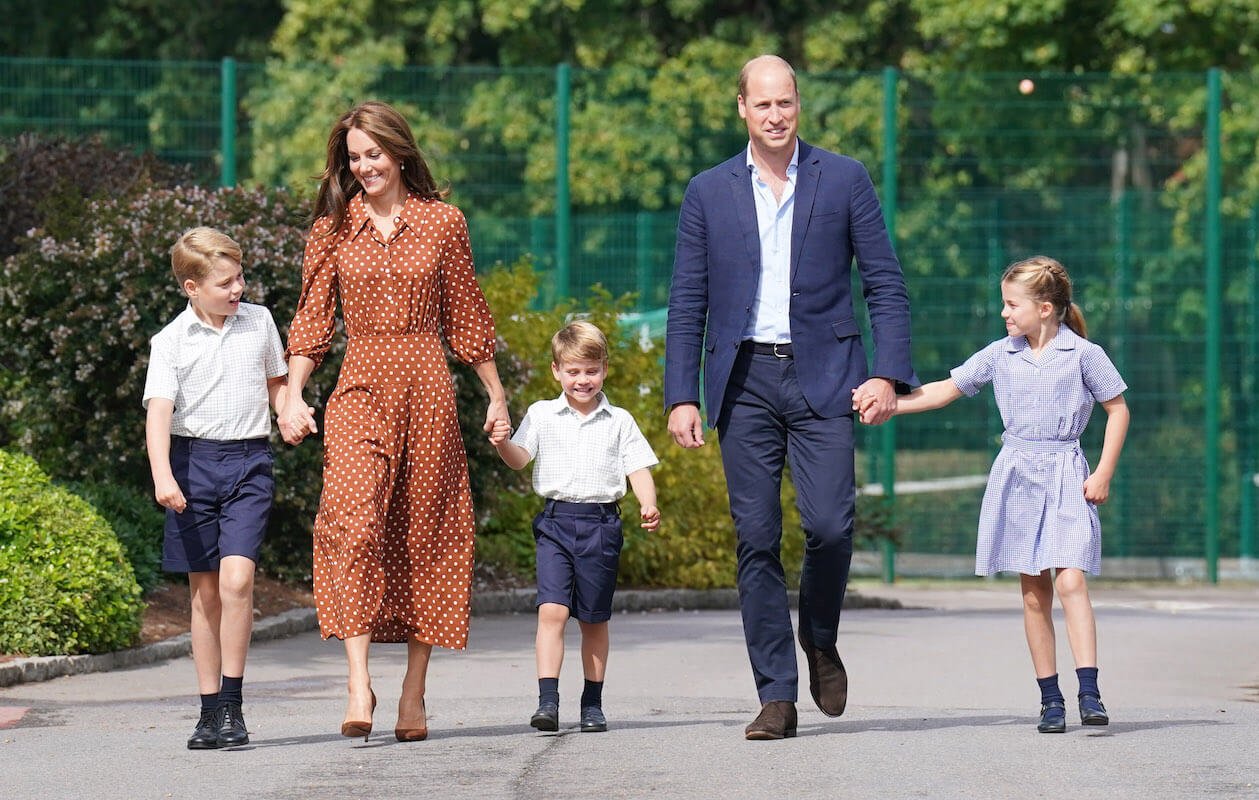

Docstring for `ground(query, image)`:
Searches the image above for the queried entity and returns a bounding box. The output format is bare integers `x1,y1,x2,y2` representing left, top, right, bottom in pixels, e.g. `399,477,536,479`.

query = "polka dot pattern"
287,193,496,649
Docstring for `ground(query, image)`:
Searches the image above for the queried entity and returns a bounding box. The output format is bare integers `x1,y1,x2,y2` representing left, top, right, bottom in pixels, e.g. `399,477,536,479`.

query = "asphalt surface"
1,581,1257,799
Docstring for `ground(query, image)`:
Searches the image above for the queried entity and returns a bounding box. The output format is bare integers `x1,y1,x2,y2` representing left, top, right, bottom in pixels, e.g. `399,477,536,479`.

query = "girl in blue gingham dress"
861,256,1130,734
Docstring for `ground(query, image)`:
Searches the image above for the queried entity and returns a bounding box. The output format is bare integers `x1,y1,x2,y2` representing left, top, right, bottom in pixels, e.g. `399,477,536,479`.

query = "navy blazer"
664,140,918,426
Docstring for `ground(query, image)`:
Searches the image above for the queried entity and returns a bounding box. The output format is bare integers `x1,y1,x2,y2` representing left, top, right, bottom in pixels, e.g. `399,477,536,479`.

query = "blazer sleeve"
849,163,919,391
663,176,709,410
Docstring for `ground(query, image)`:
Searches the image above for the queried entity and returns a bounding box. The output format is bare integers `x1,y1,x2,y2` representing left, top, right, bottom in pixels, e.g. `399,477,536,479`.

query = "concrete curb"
0,589,900,688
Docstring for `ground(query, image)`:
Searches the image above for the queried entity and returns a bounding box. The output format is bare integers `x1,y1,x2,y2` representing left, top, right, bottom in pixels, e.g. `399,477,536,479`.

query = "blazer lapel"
791,140,819,283
727,162,761,273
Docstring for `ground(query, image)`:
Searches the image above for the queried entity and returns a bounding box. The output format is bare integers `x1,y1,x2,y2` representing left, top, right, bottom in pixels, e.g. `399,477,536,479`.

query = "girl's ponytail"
1063,301,1088,339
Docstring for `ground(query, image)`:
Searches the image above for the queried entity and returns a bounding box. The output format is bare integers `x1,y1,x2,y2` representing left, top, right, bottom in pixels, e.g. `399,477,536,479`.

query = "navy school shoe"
579,706,608,733
1037,700,1067,733
1078,694,1109,726
530,701,559,732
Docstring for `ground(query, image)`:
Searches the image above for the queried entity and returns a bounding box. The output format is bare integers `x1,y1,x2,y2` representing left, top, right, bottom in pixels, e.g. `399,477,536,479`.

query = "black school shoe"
530,701,559,732
1078,694,1109,726
579,706,608,732
187,709,222,750
1037,700,1067,733
216,702,250,747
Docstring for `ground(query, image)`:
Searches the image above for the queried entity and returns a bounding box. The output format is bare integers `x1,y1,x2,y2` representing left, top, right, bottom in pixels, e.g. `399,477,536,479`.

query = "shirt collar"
347,191,425,241
180,303,235,335
745,140,799,177
1005,325,1080,353
547,391,612,418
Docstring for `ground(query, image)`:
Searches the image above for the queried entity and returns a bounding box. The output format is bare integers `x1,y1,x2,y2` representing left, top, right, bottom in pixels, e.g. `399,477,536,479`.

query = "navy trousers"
716,346,856,703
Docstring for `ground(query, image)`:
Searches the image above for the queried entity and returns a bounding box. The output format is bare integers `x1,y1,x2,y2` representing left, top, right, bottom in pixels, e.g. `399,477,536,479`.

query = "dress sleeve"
438,207,497,365
285,217,341,370
1081,342,1128,402
949,341,999,397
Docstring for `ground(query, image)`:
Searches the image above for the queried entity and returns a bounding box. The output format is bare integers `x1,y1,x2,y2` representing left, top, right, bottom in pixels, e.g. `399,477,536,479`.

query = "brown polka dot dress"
286,192,496,649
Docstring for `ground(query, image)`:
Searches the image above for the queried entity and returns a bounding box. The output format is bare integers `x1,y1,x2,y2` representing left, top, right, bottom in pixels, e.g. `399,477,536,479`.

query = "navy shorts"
533,500,623,623
163,436,274,573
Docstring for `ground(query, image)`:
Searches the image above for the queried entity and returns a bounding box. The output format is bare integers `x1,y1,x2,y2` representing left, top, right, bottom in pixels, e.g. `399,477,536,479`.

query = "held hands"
483,397,510,440
488,417,512,446
639,505,661,532
279,401,318,446
851,378,897,425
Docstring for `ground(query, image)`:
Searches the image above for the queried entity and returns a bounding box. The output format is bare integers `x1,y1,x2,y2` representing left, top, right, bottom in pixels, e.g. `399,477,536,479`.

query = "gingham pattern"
950,326,1127,576
143,302,287,440
512,392,659,503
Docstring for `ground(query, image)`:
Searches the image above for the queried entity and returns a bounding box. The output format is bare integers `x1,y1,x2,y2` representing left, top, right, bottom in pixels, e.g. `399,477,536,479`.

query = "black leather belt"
745,341,793,358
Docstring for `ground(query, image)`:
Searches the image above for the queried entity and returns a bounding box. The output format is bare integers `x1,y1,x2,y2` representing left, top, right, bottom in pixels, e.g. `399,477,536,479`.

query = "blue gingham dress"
950,327,1127,576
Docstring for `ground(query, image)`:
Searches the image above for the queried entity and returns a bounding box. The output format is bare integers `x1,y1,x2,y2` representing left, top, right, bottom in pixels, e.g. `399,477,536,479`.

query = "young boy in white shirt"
490,321,660,733
143,227,288,749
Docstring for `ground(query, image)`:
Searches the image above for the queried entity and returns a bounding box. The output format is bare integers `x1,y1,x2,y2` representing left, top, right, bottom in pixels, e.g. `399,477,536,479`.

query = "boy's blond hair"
170,227,242,286
551,320,609,365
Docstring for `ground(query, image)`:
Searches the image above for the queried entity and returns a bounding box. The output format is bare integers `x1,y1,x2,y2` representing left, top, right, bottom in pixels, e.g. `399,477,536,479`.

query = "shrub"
0,133,193,260
62,481,166,594
0,449,143,655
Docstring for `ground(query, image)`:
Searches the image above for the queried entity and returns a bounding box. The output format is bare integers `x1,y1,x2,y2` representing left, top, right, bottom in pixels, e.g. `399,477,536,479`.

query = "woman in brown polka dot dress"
279,101,509,742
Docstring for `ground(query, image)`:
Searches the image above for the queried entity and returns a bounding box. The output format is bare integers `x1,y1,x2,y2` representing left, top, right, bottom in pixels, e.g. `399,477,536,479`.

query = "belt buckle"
772,342,790,359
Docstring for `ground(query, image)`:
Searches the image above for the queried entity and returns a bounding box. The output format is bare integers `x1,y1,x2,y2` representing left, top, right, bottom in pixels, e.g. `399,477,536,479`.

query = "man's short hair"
170,227,242,286
738,54,798,98
551,320,609,365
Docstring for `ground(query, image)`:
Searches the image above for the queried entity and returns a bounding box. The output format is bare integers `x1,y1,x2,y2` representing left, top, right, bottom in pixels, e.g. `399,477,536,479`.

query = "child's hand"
1083,473,1111,504
488,418,512,446
154,476,187,514
640,505,660,532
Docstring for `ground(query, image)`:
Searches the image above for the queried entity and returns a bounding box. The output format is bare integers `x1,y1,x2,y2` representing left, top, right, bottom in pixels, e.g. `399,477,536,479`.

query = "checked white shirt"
143,302,287,440
511,392,658,503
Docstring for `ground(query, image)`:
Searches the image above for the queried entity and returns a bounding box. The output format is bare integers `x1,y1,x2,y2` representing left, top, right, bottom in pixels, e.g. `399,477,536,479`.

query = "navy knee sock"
1076,667,1100,699
200,693,220,714
1037,674,1064,705
538,677,559,706
219,675,244,706
580,679,604,709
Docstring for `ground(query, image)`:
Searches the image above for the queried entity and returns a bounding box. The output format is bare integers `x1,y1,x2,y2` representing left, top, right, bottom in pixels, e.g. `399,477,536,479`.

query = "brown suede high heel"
341,689,377,741
394,697,428,742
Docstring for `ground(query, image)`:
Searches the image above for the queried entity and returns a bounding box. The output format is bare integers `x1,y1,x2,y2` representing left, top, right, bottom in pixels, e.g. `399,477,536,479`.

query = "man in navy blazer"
664,54,918,740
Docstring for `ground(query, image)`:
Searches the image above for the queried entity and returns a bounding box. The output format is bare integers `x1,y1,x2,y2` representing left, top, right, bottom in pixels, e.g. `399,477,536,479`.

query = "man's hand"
852,377,897,425
667,403,706,448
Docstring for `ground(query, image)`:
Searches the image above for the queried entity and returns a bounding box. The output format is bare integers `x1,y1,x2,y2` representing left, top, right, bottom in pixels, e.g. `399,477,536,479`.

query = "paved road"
2,581,1257,799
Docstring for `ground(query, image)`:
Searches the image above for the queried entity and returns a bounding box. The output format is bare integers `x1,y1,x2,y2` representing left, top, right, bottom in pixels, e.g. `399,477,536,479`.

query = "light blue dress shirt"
743,142,799,344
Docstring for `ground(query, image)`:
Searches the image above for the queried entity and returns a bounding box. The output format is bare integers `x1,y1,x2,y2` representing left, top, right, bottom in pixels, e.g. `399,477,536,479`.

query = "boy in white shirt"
143,227,288,749
490,321,660,733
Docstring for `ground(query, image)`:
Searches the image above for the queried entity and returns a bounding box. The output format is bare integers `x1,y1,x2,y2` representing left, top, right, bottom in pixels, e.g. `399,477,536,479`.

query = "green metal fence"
2,57,1255,579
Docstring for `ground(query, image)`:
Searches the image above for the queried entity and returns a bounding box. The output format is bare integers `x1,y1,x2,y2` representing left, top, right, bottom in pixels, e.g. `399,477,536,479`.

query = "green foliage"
0,133,193,260
0,450,143,655
61,481,166,595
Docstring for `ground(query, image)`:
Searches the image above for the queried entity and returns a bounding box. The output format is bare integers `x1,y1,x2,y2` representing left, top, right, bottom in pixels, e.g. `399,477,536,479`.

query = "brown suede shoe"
744,701,798,740
798,630,848,717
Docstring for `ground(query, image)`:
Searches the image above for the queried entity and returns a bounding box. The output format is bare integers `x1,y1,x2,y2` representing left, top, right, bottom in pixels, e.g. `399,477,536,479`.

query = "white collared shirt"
143,302,287,440
511,392,659,503
743,141,799,343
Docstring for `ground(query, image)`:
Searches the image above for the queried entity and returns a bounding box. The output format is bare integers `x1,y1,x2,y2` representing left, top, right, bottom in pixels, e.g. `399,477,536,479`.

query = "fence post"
219,57,237,188
1111,190,1130,557
1204,67,1222,583
879,66,899,583
554,63,572,300
1242,206,1258,565
635,211,652,311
